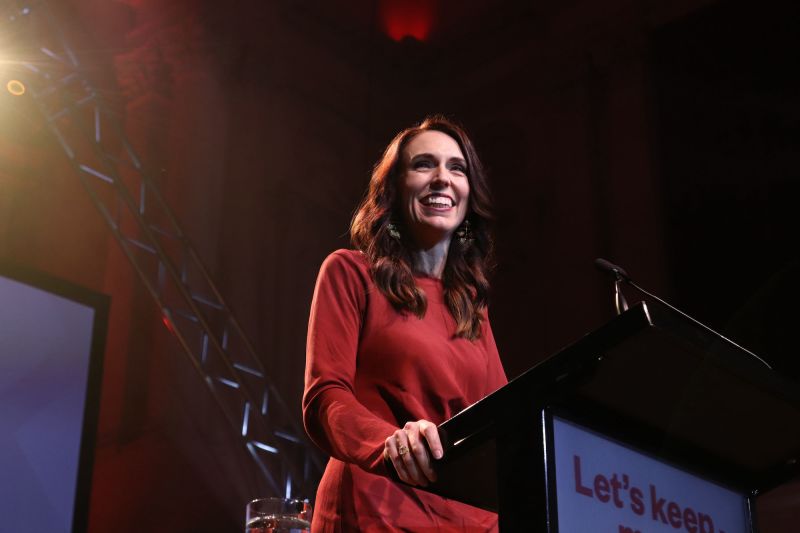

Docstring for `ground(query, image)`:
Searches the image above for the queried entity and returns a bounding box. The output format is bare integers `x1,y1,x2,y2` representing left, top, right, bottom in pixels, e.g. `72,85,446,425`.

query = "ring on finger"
398,444,409,456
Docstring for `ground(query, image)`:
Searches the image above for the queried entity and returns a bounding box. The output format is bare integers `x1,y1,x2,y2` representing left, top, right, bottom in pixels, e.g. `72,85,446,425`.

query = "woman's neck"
410,238,451,279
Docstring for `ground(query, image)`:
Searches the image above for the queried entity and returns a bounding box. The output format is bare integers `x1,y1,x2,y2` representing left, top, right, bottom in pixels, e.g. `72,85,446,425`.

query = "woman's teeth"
421,197,453,208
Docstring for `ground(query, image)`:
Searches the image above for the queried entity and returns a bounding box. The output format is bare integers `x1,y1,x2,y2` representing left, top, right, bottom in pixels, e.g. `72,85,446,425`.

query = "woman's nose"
430,165,451,187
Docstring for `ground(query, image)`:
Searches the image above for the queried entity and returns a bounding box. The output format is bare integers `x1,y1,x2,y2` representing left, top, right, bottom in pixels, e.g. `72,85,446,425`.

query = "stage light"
380,0,435,42
6,79,25,96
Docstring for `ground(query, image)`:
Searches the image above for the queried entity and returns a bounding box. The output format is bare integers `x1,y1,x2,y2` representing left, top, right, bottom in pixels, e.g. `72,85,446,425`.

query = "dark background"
1,0,797,530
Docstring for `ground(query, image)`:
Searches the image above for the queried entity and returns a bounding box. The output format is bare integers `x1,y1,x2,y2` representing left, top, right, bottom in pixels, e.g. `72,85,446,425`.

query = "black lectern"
429,302,800,532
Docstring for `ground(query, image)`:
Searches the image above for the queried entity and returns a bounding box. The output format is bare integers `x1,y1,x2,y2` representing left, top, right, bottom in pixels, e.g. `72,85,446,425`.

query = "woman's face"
398,130,470,248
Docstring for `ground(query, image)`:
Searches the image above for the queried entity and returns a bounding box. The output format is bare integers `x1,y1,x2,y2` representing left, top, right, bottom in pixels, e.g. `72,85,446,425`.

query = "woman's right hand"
383,419,444,487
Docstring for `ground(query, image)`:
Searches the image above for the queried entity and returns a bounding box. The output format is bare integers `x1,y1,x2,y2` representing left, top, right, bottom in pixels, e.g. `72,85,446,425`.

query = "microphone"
594,258,631,282
594,257,772,370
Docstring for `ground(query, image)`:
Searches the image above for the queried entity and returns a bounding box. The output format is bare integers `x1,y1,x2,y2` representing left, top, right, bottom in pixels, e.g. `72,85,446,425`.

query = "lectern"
429,302,800,532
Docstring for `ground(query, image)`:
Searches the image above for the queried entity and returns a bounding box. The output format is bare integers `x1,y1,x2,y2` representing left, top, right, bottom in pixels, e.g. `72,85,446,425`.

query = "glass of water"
245,497,312,533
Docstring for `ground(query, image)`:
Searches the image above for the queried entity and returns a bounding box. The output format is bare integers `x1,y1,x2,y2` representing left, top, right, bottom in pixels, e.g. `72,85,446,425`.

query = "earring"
456,219,474,246
387,222,401,240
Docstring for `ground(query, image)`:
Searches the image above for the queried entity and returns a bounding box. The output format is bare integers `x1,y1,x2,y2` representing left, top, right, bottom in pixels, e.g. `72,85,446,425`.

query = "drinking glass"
245,497,312,533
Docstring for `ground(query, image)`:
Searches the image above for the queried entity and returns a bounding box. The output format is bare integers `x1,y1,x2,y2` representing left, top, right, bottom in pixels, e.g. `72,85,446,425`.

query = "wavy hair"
350,116,494,340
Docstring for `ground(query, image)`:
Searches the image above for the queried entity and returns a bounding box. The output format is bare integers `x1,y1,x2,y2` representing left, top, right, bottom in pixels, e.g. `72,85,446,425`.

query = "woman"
303,116,507,531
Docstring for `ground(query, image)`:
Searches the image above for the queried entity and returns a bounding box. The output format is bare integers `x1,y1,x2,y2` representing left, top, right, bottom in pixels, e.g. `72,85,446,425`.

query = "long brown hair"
350,116,494,340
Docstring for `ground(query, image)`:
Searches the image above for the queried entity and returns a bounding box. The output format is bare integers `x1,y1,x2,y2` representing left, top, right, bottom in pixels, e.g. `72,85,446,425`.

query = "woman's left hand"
383,419,443,487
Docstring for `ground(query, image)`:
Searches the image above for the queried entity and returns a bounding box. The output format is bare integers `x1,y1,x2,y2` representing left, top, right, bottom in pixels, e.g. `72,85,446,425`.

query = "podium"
429,302,800,531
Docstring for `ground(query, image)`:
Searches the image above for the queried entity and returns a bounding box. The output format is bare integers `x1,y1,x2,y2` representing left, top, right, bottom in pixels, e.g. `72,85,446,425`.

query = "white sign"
553,417,749,533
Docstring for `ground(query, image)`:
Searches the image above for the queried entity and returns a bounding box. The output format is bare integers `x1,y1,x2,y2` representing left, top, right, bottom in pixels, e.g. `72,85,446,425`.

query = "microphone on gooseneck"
594,258,631,282
593,257,773,370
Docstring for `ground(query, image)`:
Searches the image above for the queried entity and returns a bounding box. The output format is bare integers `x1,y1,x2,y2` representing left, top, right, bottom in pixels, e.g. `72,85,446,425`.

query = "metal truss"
3,1,323,498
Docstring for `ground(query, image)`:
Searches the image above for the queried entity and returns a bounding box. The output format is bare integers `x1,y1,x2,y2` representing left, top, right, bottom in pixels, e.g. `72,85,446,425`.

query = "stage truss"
1,1,324,498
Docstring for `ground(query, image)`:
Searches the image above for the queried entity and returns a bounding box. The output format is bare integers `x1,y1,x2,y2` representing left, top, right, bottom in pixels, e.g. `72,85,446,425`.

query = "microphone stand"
595,258,773,370
614,277,628,315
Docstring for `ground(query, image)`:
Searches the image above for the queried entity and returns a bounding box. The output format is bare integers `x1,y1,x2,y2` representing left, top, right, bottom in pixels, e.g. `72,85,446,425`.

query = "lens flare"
6,80,26,96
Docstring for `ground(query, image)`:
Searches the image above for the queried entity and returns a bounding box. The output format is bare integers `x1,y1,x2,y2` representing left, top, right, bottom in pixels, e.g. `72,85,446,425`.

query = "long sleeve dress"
303,249,508,532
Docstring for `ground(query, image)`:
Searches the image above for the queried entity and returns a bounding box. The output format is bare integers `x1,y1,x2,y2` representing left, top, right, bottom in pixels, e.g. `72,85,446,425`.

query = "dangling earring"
456,219,474,247
387,222,401,240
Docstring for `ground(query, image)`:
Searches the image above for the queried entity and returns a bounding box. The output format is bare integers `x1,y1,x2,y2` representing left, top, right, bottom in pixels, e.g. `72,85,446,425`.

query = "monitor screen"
552,416,750,533
0,265,108,533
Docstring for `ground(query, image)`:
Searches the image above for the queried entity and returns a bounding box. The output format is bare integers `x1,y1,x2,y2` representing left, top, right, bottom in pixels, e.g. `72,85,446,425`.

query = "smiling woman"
352,116,495,339
302,116,506,531
398,130,471,253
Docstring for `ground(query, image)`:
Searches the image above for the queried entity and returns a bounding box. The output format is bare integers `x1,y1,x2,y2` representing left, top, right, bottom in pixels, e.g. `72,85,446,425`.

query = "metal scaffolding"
2,1,323,498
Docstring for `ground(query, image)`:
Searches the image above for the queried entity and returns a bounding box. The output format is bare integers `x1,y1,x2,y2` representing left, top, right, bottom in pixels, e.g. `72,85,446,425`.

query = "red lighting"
161,312,175,335
379,0,436,42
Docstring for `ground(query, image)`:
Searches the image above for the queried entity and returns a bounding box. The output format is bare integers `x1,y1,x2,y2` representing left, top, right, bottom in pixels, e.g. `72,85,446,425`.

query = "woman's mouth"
420,194,454,209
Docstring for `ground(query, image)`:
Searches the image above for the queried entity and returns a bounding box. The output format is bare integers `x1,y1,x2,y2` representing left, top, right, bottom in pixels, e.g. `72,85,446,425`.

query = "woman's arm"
302,251,398,475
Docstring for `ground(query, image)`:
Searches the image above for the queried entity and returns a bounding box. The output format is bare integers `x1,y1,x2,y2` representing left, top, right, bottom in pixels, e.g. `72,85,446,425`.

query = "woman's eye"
413,160,434,169
450,164,466,173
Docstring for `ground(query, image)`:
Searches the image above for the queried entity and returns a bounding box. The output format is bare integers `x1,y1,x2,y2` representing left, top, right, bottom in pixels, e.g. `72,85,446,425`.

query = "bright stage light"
6,79,25,96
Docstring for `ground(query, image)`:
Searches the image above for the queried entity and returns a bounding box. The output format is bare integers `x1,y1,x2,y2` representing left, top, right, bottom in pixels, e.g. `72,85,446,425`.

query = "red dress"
303,250,507,532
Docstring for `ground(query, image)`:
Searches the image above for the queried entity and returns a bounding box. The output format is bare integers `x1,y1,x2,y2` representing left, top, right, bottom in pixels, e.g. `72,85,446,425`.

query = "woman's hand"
383,419,444,487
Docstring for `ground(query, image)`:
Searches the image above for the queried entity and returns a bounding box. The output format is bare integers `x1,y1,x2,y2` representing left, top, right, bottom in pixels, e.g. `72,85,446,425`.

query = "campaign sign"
553,417,749,533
